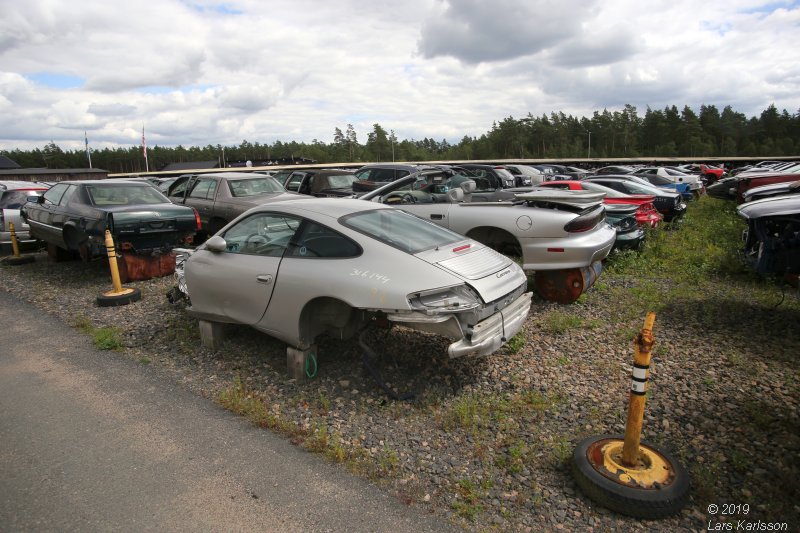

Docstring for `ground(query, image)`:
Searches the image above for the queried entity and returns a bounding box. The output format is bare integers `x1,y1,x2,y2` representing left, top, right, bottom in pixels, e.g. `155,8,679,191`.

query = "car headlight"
408,284,482,314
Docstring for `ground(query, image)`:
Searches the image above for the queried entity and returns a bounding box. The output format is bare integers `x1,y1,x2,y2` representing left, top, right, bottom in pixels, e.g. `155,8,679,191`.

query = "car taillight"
564,206,605,233
192,208,202,230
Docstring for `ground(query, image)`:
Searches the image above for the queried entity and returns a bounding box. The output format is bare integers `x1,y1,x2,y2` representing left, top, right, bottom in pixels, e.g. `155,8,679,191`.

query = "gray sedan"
180,198,532,360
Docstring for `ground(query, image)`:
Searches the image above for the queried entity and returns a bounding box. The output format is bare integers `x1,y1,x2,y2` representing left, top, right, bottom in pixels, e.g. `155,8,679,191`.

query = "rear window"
86,184,169,206
0,189,43,209
227,177,285,197
340,208,462,254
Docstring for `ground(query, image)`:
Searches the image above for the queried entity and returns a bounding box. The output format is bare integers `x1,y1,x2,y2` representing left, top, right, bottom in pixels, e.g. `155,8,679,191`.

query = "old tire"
571,434,690,519
97,287,141,307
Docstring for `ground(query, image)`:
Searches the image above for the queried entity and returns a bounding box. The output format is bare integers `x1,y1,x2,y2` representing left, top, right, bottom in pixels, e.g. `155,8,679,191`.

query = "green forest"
3,103,799,174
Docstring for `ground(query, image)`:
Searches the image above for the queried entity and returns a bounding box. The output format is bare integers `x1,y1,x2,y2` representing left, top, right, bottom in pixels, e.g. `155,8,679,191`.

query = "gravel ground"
2,244,799,532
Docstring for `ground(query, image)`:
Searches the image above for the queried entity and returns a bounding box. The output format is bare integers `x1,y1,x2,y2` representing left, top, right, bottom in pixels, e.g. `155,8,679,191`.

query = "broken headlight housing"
407,284,482,315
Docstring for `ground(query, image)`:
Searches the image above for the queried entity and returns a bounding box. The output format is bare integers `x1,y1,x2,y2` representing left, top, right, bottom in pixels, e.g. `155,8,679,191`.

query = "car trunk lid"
415,243,527,303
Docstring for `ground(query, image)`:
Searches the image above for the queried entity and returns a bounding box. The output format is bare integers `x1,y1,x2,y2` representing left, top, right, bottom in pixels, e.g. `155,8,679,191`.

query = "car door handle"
430,214,444,220
256,274,273,284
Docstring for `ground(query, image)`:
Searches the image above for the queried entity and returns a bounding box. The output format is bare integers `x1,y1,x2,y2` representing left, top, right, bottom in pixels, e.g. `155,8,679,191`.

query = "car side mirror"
205,235,227,253
27,195,43,203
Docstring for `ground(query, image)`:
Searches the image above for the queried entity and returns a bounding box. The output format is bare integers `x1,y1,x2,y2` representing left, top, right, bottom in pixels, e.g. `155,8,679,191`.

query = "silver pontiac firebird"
180,198,532,358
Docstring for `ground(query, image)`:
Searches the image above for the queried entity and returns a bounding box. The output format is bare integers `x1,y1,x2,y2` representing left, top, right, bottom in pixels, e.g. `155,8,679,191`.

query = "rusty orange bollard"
570,312,690,519
96,230,141,307
1,222,35,265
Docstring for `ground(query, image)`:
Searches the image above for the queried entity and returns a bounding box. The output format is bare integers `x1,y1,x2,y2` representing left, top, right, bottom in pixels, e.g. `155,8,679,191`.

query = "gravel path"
2,248,798,532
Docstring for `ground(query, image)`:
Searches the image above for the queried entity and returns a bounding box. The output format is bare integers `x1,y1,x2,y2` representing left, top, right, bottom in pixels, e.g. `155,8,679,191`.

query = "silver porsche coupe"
180,198,532,359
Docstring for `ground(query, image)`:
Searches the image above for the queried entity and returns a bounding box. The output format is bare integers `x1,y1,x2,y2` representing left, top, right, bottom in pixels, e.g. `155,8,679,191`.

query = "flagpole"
85,131,93,169
142,125,149,172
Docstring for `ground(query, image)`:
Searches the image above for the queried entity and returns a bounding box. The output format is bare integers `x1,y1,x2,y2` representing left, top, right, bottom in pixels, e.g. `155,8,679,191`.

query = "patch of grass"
138,356,151,365
92,327,125,350
542,311,584,335
69,315,124,350
452,478,486,521
218,376,270,426
505,332,526,354
549,436,572,466
377,447,400,476
316,390,331,413
692,460,722,505
441,394,482,432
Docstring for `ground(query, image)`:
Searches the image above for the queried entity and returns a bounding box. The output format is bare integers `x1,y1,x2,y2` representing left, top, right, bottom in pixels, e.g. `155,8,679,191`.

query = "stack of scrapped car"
360,170,616,303
737,195,800,287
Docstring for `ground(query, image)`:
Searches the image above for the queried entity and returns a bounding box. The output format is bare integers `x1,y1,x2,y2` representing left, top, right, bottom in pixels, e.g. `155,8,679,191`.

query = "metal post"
622,312,656,466
104,230,124,293
96,229,141,306
9,222,21,258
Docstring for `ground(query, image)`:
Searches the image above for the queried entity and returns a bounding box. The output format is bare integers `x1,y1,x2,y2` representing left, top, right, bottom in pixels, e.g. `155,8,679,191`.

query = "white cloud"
0,0,798,152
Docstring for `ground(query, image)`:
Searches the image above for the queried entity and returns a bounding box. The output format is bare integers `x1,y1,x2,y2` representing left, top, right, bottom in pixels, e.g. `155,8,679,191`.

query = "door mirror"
205,235,227,253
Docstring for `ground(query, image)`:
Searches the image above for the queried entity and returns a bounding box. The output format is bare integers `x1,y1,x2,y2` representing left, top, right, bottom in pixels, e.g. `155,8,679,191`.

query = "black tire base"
572,434,690,519
96,287,142,307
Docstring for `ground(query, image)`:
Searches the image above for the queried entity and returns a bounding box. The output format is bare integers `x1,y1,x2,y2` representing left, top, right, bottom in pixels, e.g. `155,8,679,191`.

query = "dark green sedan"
22,180,200,279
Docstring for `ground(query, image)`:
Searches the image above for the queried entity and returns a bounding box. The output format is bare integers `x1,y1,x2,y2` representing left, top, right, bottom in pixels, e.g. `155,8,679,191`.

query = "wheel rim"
585,437,676,489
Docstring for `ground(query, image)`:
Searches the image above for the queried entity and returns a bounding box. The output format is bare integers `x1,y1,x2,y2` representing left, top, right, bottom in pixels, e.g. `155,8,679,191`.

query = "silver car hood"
415,243,526,303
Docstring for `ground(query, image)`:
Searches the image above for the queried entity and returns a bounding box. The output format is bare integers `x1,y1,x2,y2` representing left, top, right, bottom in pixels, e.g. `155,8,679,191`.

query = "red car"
537,180,663,227
734,172,800,203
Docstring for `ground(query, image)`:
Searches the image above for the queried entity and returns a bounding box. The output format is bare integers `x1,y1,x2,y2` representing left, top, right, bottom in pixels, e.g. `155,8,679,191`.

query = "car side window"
221,213,301,257
188,178,217,200
168,177,192,198
288,221,361,258
59,185,78,205
285,173,304,192
354,169,373,180
42,183,69,205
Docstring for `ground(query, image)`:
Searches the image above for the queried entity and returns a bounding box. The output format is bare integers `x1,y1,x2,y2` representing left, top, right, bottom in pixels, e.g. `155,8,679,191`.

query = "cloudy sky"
1,0,799,153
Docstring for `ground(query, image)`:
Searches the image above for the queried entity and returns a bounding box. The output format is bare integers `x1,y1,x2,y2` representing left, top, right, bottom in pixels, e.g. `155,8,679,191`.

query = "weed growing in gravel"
70,315,125,350
505,332,526,354
691,460,722,505
92,327,124,350
452,478,489,521
542,311,583,334
377,447,400,475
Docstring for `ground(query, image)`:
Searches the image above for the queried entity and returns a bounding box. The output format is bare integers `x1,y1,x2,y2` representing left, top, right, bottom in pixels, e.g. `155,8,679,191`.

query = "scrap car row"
5,159,797,366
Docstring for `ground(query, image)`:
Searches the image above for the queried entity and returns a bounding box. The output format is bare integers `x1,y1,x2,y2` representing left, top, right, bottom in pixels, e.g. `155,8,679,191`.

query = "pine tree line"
3,103,798,174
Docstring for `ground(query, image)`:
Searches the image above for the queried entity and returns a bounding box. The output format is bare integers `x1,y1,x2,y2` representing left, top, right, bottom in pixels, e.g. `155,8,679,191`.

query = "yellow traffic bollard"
622,311,656,465
570,312,689,519
96,230,141,307
2,222,35,265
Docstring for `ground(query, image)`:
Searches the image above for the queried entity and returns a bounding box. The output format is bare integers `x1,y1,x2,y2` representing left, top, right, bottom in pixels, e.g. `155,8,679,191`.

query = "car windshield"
227,177,285,197
341,208,463,254
86,184,169,206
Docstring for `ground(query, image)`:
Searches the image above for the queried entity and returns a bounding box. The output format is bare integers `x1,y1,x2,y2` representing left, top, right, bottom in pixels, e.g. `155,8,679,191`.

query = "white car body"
180,198,532,359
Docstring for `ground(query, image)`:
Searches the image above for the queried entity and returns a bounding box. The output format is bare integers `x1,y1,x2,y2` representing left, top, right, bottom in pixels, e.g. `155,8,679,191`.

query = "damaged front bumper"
387,290,533,358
